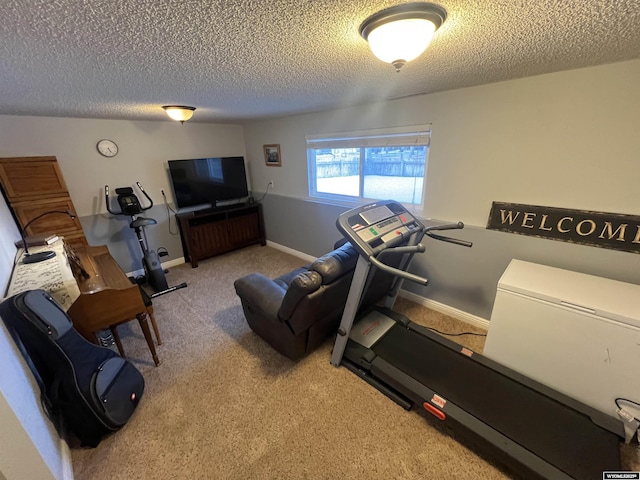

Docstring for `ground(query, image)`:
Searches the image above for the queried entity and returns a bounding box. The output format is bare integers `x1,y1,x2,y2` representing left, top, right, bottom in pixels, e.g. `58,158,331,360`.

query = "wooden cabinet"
0,158,68,199
177,203,266,267
0,156,87,246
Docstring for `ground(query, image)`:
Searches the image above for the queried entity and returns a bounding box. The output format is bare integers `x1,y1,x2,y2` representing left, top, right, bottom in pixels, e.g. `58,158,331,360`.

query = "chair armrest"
278,271,322,321
234,273,287,321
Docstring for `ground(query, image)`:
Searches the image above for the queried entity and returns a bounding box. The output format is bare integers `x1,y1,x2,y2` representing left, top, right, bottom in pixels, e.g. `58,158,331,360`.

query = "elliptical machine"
105,182,186,298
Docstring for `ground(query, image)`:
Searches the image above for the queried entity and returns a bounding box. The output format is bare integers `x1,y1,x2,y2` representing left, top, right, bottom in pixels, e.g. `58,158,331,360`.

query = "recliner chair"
233,242,397,360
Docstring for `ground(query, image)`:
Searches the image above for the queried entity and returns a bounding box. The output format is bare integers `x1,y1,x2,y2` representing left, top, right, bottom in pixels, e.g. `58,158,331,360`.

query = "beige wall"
244,59,640,227
0,116,247,271
0,56,638,480
0,116,246,217
243,59,640,319
0,117,247,479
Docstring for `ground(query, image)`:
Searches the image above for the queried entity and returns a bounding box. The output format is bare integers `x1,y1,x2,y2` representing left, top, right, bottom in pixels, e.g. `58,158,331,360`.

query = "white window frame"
306,124,431,207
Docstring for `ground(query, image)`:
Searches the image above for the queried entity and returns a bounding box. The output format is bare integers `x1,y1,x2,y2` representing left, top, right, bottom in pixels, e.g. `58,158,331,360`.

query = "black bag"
0,289,145,447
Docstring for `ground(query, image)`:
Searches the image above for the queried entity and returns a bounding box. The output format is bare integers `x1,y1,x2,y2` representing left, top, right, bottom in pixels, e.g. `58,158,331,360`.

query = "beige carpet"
71,245,640,479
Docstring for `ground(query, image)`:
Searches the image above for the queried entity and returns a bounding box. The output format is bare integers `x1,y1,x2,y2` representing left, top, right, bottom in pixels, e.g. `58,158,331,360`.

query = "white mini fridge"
484,259,640,441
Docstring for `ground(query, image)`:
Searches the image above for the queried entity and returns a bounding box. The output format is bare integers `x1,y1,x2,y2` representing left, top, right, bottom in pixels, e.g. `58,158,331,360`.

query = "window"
306,125,430,206
194,157,223,182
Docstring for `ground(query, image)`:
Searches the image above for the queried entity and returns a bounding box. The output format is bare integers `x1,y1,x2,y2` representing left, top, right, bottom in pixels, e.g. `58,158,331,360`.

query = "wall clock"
97,139,119,157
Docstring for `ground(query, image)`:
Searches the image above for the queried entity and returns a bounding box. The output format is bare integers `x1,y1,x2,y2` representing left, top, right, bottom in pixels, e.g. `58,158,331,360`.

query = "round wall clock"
97,139,119,157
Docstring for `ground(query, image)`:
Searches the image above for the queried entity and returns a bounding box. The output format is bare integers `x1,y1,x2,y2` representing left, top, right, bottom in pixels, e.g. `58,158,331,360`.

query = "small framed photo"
263,144,281,167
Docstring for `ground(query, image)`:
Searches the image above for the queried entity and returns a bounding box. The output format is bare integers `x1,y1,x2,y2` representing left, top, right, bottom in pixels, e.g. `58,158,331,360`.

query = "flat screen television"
168,156,249,209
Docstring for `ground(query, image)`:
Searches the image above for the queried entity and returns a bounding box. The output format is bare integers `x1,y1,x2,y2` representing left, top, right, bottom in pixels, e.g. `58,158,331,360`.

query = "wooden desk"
8,241,161,366
67,244,161,366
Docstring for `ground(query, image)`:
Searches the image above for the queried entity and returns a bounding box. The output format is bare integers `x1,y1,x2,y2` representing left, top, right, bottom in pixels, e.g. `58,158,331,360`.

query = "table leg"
110,325,126,357
137,312,160,366
147,306,162,345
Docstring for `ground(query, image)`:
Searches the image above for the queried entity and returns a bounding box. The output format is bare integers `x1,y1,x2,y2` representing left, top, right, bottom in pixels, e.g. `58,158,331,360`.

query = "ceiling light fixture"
360,2,446,72
162,105,196,124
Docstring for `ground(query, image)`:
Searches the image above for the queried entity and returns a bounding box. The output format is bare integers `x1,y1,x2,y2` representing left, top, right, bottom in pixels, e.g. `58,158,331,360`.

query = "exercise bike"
105,182,187,298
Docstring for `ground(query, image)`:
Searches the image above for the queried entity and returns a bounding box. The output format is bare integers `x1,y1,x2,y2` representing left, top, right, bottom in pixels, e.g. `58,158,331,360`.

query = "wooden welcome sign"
487,202,640,254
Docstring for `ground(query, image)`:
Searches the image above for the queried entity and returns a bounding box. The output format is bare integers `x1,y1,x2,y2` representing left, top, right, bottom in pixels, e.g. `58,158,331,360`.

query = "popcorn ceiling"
0,0,638,122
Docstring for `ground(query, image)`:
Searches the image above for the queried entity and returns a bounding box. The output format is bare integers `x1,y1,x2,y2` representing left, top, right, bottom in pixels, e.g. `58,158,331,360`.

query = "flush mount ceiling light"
162,105,196,123
360,2,446,72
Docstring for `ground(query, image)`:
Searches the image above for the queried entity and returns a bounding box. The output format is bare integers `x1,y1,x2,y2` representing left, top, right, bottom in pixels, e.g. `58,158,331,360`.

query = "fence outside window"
307,126,430,206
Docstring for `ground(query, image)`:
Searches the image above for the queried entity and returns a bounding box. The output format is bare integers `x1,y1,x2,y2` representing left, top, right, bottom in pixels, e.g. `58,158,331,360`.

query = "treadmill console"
336,200,425,257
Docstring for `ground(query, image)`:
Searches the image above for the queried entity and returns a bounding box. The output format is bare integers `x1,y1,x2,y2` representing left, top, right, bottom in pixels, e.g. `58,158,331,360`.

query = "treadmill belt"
373,324,621,479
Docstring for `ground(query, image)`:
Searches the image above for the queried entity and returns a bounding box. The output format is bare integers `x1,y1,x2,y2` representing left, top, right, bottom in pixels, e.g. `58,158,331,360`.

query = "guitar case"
0,289,145,447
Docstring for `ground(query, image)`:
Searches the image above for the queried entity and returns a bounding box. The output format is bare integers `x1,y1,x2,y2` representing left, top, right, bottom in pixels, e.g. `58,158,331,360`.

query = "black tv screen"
168,156,249,209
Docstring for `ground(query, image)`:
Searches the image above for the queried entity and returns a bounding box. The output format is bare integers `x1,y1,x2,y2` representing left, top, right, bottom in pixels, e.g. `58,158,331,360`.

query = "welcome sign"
487,202,640,254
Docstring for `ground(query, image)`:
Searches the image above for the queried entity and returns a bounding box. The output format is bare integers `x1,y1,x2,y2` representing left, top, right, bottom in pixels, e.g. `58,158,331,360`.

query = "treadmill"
330,200,623,480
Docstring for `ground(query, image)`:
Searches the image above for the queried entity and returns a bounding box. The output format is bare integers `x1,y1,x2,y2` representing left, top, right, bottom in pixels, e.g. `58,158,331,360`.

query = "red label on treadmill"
461,347,473,357
423,402,446,420
431,394,446,408
361,320,380,336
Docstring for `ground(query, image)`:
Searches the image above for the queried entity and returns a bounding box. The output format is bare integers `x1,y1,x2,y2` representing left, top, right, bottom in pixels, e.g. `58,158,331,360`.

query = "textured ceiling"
1,0,639,123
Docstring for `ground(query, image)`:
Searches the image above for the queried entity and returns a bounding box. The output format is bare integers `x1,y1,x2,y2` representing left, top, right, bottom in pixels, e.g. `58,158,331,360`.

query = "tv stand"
177,203,266,268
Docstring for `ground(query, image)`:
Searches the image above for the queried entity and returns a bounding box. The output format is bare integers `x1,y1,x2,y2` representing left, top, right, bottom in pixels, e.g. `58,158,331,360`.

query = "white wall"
0,194,70,480
0,116,247,217
243,59,640,318
244,59,640,226
0,59,636,477
0,116,247,271
0,118,248,478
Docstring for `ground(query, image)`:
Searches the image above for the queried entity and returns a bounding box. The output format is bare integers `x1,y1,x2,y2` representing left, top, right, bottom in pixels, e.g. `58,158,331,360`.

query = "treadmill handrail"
425,222,473,248
369,254,429,286
377,244,425,258
427,231,473,248
367,222,472,286
425,221,464,232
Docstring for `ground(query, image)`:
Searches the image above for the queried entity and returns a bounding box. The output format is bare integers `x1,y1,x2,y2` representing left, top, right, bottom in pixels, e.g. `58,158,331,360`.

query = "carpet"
71,245,639,479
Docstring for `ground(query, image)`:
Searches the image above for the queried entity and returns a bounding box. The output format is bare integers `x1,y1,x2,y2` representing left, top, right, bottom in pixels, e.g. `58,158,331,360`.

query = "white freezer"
483,259,640,441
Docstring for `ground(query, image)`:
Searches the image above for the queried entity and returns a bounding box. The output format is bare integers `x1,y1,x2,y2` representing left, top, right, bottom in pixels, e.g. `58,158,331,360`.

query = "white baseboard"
398,290,490,331
161,257,186,270
266,241,490,331
126,257,186,279
266,241,317,263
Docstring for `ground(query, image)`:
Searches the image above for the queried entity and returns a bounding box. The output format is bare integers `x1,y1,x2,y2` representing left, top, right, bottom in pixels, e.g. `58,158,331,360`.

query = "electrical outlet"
269,180,274,189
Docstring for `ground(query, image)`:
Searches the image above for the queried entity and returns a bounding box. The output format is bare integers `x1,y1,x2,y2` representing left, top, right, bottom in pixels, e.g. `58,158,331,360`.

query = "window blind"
305,124,431,150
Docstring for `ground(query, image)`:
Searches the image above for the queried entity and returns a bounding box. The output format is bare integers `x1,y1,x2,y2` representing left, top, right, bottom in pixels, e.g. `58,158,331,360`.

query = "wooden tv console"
176,203,266,267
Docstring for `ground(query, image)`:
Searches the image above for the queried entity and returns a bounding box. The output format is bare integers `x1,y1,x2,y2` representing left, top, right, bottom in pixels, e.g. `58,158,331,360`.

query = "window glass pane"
206,158,223,181
307,126,430,206
314,148,360,197
362,146,426,204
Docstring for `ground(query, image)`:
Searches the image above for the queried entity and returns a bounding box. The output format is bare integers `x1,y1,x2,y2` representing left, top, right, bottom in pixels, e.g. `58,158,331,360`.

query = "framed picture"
263,144,281,167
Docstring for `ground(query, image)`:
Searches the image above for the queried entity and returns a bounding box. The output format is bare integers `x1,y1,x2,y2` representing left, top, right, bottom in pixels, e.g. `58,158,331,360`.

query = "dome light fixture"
162,105,196,124
359,2,446,72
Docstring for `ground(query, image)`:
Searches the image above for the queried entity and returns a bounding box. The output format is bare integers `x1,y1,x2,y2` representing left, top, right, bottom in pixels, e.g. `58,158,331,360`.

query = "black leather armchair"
234,242,395,360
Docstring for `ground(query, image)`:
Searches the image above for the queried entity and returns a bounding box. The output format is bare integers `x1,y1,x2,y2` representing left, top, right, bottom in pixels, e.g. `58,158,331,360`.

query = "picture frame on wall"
263,144,281,167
